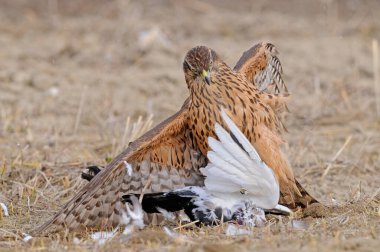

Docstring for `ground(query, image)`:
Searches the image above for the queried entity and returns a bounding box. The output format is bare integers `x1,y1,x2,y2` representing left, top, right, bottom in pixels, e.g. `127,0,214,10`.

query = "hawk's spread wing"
32,98,207,234
234,42,288,94
234,44,318,207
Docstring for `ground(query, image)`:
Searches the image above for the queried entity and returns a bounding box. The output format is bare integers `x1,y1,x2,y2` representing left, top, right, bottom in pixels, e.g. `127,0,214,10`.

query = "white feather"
201,108,280,209
124,161,133,177
213,124,253,170
91,229,119,245
0,203,9,217
22,233,33,242
220,109,261,162
156,207,176,221
225,224,252,236
272,204,292,215
208,137,246,170
205,152,247,180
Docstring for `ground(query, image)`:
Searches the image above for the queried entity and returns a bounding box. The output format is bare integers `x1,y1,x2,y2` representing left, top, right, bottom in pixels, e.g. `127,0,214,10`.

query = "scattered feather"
90,196,145,245
272,204,292,215
163,226,178,238
0,202,9,217
156,207,176,221
163,226,195,244
47,86,60,97
122,195,145,229
22,233,33,242
91,229,119,245
225,224,252,236
73,237,81,244
124,161,133,177
178,212,191,223
290,219,309,230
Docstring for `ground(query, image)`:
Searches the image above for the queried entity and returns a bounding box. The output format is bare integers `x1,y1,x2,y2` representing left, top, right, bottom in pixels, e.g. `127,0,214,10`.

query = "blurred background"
0,0,379,218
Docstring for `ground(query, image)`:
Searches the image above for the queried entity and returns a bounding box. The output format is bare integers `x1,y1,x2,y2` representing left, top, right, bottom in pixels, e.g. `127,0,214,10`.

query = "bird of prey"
122,108,291,226
32,43,316,234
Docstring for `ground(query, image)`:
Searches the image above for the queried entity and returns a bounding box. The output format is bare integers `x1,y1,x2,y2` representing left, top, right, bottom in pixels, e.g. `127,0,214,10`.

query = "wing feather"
212,125,253,171
31,98,206,234
201,110,280,209
207,137,246,170
234,42,288,94
220,109,261,162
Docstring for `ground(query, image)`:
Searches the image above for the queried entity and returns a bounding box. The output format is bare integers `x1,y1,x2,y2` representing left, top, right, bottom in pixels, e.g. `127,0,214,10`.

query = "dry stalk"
118,115,153,155
368,187,380,203
322,135,352,179
37,170,54,190
139,177,152,204
73,85,88,136
373,39,380,117
121,116,131,148
10,180,49,201
173,220,199,230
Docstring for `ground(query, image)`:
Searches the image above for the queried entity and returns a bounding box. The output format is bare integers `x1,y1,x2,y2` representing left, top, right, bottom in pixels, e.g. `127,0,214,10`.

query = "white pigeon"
122,108,291,226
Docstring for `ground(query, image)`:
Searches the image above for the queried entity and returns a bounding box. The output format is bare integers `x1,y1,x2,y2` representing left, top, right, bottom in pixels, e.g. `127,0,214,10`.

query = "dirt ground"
0,0,379,251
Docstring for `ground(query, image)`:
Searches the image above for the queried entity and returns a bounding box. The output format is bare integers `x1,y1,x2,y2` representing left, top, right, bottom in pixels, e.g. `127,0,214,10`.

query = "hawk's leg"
81,165,102,181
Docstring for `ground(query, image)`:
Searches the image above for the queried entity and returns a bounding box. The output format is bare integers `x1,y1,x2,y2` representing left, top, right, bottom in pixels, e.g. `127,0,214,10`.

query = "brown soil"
0,0,379,251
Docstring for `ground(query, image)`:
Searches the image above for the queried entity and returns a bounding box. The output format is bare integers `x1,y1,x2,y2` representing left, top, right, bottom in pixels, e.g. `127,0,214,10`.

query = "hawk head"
183,46,219,86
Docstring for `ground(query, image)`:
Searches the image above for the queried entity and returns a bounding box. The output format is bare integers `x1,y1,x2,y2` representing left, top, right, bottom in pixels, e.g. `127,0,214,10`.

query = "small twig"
368,187,380,203
330,210,352,220
0,229,22,240
37,170,54,190
139,177,152,204
10,181,49,201
173,220,199,230
130,115,153,142
54,177,84,200
11,145,29,167
130,116,143,141
12,203,56,213
219,211,224,233
373,39,380,117
322,135,352,179
73,85,88,135
121,117,131,149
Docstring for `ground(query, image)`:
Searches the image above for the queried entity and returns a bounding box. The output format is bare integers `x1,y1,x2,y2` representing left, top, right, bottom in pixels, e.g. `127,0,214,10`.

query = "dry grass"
0,0,380,251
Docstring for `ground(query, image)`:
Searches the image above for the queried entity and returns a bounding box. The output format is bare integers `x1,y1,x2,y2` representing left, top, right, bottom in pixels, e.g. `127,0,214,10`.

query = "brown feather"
32,44,316,235
234,42,288,94
185,45,316,209
31,98,206,235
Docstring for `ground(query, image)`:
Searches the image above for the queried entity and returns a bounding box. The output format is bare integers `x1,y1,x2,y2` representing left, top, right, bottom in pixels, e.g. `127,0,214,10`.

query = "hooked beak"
202,69,211,85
